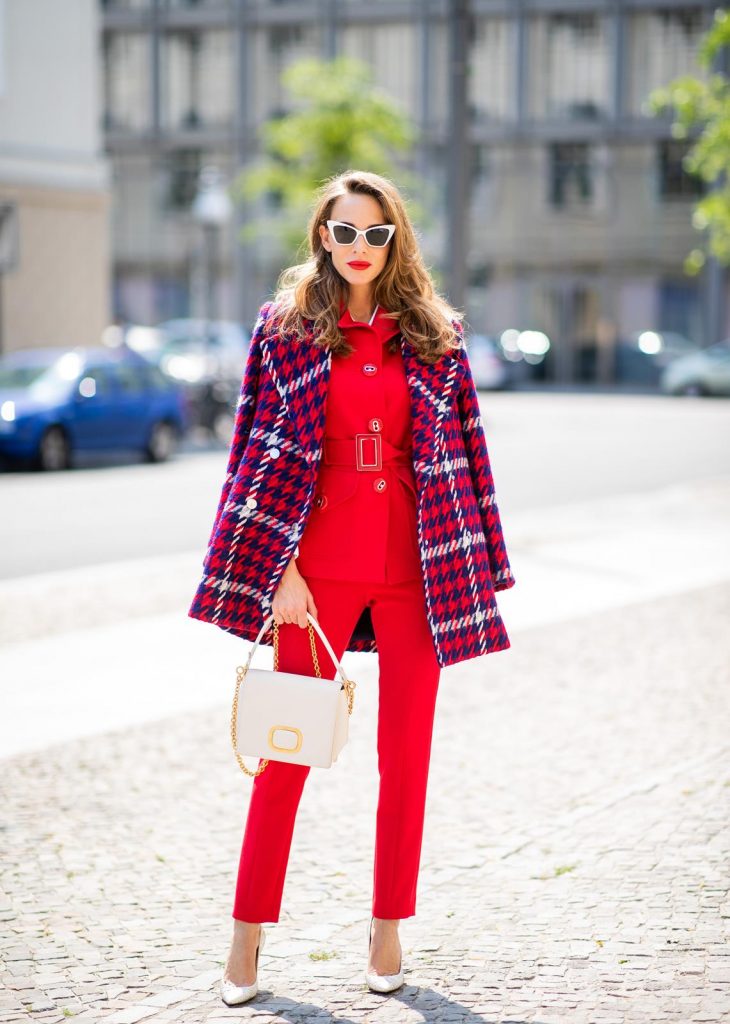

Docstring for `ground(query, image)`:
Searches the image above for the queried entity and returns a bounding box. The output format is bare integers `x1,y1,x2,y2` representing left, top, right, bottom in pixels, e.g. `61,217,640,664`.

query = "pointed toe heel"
364,914,405,994
220,925,266,1006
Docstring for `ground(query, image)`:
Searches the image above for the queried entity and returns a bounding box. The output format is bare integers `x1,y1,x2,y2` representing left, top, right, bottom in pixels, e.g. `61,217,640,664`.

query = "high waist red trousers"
231,570,441,923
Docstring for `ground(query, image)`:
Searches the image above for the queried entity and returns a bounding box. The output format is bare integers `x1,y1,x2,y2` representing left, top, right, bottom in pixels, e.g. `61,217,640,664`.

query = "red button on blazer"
295,301,422,584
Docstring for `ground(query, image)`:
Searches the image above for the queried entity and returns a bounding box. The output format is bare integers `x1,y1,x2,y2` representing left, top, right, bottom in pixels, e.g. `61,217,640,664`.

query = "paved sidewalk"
2,565,729,1022
2,474,729,760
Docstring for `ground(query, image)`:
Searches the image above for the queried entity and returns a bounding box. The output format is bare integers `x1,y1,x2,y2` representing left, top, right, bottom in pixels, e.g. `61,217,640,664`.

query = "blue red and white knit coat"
188,300,516,669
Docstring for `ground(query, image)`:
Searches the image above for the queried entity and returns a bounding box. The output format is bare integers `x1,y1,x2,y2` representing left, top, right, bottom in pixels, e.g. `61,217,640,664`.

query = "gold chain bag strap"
230,610,357,778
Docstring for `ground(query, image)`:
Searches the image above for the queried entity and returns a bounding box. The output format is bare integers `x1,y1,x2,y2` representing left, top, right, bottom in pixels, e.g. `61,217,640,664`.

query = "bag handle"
241,610,350,685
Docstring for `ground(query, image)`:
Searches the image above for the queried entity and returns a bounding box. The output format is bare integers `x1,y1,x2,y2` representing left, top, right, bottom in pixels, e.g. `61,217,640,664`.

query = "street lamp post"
190,165,234,439
191,164,233,359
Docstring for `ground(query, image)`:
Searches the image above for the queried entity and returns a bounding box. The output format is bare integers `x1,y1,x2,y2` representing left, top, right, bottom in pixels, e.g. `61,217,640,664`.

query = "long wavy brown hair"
269,170,463,364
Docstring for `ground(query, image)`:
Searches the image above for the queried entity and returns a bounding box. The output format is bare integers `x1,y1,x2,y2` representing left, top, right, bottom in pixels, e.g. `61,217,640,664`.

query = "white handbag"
230,611,357,778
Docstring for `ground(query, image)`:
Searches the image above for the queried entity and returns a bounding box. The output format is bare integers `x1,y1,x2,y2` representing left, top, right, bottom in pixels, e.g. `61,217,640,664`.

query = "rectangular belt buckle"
355,433,382,471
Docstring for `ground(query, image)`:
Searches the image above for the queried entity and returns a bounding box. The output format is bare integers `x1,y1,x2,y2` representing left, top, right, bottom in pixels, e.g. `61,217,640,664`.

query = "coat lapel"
260,320,331,463
261,316,466,478
400,339,466,480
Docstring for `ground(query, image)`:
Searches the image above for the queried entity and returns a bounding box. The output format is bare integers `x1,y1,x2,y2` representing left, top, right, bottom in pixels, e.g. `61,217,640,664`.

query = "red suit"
232,301,442,923
295,301,422,583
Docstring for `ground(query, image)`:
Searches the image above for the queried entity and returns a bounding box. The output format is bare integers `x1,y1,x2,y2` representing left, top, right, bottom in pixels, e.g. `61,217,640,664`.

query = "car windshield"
0,352,82,400
0,365,50,388
707,342,730,358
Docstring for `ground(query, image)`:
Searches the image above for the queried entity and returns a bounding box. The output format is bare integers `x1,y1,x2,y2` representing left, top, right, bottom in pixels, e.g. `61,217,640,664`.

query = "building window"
471,143,491,187
468,264,491,289
162,0,232,9
101,0,151,10
659,279,701,341
549,142,593,208
340,22,416,117
469,17,514,124
658,140,705,199
250,24,321,123
103,32,151,132
529,13,611,121
160,29,234,131
425,22,449,132
162,148,204,211
628,8,708,117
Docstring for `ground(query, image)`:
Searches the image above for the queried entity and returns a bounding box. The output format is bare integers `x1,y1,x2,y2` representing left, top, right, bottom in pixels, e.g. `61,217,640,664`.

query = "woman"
187,170,516,1004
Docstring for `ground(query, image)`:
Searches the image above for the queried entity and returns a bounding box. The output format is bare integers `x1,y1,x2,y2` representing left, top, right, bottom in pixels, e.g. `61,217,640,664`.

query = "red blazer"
188,300,516,669
295,300,422,584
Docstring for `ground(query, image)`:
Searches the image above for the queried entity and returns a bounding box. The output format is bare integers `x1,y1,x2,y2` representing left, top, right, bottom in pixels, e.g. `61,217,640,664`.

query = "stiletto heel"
220,925,266,1005
365,914,405,993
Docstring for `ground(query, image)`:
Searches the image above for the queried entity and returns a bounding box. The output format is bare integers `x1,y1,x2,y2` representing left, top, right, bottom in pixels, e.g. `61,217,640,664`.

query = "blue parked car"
0,346,190,471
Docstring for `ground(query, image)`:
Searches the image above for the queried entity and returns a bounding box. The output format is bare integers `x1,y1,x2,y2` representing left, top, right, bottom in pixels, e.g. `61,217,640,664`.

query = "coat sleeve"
454,322,516,592
203,300,272,556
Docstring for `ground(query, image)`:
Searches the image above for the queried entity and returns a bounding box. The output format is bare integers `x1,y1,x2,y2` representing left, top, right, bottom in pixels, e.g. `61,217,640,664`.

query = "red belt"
323,434,412,472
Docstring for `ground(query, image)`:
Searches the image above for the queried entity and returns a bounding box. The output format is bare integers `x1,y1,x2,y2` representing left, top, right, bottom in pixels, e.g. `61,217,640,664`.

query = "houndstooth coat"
188,299,516,669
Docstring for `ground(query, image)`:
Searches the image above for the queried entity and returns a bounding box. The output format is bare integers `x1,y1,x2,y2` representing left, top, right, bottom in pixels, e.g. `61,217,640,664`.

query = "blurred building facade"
100,0,727,380
0,0,110,354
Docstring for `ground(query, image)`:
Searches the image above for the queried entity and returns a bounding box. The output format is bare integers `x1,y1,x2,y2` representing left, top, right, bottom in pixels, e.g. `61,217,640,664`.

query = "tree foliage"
230,56,431,263
648,8,730,274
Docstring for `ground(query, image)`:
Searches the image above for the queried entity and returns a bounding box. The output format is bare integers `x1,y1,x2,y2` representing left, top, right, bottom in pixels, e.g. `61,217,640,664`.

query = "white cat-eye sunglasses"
326,219,396,248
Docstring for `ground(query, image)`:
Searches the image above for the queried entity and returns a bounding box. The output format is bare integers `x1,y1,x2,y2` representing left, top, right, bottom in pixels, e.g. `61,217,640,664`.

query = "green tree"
648,8,730,274
230,55,433,265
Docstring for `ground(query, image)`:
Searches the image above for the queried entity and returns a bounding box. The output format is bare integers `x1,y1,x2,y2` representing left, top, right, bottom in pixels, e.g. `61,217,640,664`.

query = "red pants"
232,572,441,923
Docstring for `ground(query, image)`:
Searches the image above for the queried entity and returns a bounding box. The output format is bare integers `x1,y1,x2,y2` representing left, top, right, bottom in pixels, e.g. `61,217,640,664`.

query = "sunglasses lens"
365,227,391,247
332,224,357,244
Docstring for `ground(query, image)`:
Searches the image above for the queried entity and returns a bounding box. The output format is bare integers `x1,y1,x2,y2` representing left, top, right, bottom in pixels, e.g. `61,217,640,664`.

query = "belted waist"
323,433,412,472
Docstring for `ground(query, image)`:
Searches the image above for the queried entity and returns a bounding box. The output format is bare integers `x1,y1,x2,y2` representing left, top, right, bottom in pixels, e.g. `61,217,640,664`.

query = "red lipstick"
347,261,371,269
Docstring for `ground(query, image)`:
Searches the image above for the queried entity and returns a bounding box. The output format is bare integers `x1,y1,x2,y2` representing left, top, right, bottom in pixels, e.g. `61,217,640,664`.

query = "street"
2,391,729,581
1,391,729,1023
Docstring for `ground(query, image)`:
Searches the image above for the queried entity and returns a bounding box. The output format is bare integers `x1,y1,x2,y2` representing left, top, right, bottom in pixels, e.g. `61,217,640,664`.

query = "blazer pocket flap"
313,469,360,511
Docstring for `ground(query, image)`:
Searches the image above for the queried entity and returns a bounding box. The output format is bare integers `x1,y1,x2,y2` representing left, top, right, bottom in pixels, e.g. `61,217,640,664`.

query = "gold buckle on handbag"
269,725,303,753
355,433,382,471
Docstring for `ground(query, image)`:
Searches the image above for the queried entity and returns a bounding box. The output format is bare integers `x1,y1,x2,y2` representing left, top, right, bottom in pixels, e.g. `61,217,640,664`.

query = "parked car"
126,318,249,441
153,318,249,379
659,340,730,397
467,333,512,390
573,330,702,385
618,330,702,385
0,346,190,470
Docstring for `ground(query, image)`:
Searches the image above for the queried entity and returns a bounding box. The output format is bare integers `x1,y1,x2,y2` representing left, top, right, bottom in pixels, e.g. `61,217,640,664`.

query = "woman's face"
319,193,392,289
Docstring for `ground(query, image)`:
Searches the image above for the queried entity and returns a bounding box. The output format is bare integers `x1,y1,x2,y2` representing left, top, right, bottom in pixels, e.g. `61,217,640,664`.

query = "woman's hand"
271,558,319,628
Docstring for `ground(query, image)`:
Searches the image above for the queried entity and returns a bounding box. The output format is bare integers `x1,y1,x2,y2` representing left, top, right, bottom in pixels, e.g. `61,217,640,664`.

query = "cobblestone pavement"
2,571,729,1024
